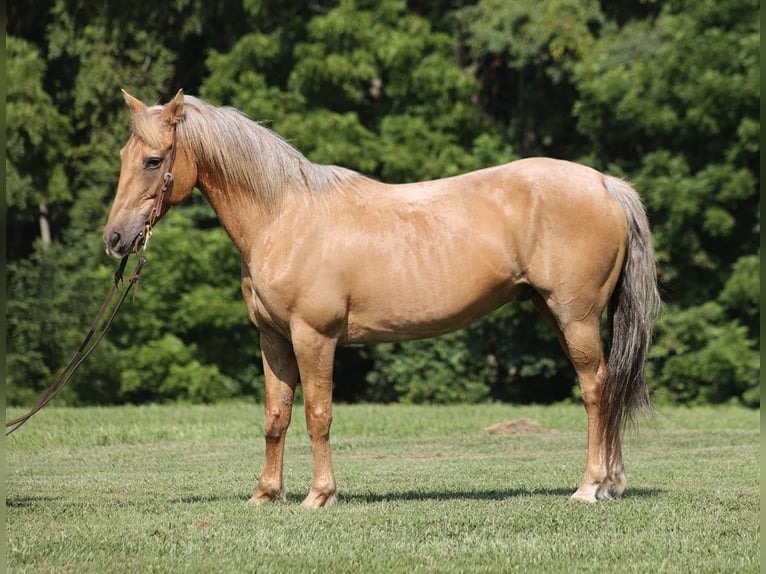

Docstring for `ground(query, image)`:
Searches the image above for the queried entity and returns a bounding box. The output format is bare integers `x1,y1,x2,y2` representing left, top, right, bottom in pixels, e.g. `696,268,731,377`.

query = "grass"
5,402,760,573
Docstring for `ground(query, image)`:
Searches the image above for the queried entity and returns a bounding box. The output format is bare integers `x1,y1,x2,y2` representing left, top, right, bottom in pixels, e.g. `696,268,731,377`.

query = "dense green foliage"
6,403,761,573
6,0,760,407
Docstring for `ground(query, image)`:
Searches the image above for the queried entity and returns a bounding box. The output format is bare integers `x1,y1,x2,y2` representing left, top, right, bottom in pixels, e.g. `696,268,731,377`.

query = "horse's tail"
602,177,661,462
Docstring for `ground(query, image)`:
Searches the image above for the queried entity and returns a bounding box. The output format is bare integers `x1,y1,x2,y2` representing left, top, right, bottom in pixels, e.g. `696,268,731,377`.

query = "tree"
459,0,604,157
573,0,760,405
6,1,258,405
6,0,759,407
6,37,70,253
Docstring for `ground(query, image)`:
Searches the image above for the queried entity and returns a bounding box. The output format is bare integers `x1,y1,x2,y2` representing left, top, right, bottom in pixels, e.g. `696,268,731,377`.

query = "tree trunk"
39,200,51,245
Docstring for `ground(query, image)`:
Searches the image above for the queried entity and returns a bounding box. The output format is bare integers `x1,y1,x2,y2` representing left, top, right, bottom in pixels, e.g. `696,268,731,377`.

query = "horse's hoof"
247,489,285,505
570,492,597,503
595,487,614,500
570,485,598,503
608,472,627,497
301,491,337,509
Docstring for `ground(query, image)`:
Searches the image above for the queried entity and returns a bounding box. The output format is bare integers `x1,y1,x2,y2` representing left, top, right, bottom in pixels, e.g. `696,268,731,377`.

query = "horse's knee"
264,407,291,439
306,406,333,439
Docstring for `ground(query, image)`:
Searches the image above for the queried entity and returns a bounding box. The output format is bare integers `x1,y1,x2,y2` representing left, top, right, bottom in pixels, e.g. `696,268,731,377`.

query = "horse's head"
103,89,197,257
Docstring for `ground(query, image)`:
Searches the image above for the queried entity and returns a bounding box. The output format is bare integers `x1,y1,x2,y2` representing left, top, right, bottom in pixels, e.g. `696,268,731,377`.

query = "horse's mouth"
104,229,146,258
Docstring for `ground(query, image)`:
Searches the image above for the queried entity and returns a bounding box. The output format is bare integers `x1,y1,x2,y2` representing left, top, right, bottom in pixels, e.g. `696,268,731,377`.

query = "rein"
5,256,145,435
5,127,178,436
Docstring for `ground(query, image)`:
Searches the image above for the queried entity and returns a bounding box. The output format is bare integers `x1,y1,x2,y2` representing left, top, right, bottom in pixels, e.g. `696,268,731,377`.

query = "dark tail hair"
602,177,661,465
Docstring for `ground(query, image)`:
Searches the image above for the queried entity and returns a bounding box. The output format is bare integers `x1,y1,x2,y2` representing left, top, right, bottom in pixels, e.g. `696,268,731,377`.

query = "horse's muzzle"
103,228,139,258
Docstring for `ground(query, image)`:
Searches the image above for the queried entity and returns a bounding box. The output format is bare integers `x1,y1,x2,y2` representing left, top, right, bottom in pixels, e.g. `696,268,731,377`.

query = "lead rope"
5,255,146,435
5,126,178,436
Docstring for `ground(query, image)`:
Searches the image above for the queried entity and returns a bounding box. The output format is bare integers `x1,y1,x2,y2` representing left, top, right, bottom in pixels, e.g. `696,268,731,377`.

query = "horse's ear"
121,89,147,114
160,89,185,126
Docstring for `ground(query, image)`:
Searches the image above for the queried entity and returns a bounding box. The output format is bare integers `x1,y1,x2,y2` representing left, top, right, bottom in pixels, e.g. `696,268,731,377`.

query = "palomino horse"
104,90,660,507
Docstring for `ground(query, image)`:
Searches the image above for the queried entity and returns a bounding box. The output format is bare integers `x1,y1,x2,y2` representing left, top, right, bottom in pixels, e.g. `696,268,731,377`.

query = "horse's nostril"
108,231,121,248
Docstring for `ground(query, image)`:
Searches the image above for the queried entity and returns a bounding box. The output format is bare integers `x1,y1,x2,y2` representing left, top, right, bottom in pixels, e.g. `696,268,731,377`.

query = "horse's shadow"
284,486,664,505
6,487,663,508
168,486,664,505
338,488,662,504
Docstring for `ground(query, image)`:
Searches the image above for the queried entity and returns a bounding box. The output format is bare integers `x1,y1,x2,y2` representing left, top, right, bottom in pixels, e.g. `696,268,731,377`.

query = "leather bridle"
137,126,178,253
5,126,179,435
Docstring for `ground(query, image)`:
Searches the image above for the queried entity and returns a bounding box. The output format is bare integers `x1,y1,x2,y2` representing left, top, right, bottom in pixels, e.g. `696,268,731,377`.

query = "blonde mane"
131,96,360,207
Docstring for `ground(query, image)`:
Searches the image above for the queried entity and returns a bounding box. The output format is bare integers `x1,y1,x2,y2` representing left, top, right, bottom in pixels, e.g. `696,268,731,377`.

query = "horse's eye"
144,157,163,170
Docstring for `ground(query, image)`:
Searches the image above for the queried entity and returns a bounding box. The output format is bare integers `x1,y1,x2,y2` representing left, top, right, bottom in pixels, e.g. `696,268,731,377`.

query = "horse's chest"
243,277,292,336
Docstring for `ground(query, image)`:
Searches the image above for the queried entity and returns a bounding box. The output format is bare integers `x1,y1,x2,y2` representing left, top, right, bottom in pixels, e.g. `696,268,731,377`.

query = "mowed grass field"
5,402,760,573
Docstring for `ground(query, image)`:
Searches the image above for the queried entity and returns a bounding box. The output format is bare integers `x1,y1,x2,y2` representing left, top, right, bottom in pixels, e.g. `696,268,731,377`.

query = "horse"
104,89,660,508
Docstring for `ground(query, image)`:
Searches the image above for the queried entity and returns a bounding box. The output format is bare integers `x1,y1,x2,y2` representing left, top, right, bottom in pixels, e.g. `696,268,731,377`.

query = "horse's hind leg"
248,329,298,504
564,319,625,501
532,295,625,502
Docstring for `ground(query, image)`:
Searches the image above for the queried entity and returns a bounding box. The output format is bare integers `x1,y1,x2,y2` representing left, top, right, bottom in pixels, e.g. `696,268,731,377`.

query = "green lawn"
5,403,760,573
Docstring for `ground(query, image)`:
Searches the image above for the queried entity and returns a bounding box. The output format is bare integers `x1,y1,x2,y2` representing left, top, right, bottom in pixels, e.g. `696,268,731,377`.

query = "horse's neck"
194,142,377,258
195,166,274,256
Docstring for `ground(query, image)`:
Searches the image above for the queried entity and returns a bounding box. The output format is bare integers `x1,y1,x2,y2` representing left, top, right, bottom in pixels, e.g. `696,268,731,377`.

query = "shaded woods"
6,0,759,407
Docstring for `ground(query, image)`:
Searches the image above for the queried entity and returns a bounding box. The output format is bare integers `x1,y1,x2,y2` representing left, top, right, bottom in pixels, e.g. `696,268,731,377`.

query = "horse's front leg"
291,321,338,508
248,330,298,504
